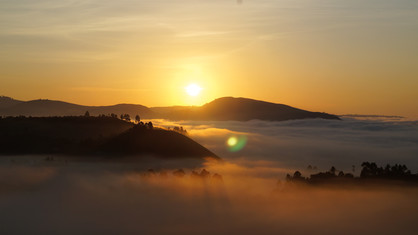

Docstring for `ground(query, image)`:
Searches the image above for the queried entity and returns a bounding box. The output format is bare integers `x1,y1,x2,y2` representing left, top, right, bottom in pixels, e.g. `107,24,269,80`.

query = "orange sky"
1,0,417,118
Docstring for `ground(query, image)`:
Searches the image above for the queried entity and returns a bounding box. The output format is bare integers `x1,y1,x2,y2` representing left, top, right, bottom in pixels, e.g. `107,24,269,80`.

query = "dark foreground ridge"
0,96,340,122
0,116,219,159
284,162,418,187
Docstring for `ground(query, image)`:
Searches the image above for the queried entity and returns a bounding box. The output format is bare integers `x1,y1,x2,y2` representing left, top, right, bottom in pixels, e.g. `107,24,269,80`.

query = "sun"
185,83,202,96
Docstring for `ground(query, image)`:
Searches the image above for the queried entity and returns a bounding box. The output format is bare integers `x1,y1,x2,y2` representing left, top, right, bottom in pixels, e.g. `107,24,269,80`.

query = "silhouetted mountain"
0,96,339,121
2,99,87,116
0,98,157,118
0,96,23,109
160,97,340,121
0,116,218,159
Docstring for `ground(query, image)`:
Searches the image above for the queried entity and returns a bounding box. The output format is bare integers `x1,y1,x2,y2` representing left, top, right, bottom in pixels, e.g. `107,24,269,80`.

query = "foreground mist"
1,157,417,234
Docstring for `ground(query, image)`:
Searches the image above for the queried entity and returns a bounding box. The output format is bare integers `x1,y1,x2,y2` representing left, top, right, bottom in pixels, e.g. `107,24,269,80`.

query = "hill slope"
0,116,218,159
103,125,217,158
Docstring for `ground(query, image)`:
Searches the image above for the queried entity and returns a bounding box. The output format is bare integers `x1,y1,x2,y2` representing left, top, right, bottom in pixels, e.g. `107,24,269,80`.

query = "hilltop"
157,97,340,121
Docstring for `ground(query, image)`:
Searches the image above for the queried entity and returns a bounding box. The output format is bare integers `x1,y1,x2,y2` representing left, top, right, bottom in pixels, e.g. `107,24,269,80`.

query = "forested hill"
0,116,218,159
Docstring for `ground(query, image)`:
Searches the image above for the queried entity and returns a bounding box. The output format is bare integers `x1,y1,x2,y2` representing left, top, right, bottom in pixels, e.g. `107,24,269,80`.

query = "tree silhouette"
120,114,131,122
330,166,336,175
286,174,292,181
200,169,210,178
173,169,185,178
135,115,140,123
173,126,187,135
285,162,418,185
84,111,90,117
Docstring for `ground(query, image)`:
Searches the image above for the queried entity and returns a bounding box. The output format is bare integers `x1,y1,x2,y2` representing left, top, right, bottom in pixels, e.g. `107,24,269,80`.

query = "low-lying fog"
1,118,418,234
156,117,418,173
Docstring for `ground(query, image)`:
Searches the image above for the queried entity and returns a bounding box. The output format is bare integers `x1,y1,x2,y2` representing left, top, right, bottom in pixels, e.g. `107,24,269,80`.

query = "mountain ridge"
0,96,340,121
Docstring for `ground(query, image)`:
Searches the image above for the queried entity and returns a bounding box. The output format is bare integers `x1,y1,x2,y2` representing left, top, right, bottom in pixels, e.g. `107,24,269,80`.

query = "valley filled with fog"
1,118,418,234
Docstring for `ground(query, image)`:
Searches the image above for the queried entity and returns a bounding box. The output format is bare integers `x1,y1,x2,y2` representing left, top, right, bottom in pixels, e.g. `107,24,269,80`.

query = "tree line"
285,162,418,184
84,111,140,123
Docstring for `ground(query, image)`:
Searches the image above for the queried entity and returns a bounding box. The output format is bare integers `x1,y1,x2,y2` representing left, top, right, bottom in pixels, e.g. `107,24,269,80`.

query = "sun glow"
185,84,202,97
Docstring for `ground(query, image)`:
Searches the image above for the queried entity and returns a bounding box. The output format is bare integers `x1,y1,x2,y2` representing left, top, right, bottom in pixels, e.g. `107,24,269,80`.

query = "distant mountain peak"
163,96,340,121
206,97,291,107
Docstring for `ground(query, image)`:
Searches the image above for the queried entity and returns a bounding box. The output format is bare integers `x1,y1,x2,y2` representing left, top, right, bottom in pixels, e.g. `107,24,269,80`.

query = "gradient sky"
1,0,417,117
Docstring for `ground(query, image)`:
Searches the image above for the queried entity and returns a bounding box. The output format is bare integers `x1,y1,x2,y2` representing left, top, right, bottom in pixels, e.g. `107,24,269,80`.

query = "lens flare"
226,135,247,152
227,137,238,146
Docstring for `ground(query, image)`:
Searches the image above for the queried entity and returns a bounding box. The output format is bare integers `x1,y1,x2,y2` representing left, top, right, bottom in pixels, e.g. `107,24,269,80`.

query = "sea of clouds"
1,117,418,234
154,118,418,174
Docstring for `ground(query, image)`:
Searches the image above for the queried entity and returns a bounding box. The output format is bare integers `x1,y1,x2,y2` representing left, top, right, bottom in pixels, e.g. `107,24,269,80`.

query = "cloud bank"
152,118,418,174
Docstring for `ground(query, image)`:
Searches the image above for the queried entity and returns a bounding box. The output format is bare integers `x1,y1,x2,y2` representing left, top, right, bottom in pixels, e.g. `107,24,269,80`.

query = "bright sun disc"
185,84,202,96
